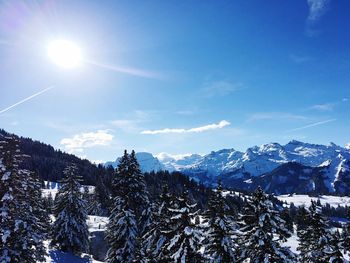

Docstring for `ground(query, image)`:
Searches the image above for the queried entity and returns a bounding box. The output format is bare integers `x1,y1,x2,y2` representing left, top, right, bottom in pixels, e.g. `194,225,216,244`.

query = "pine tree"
163,191,202,263
94,176,111,216
202,181,237,262
105,196,138,263
88,188,103,216
237,187,296,262
297,200,343,262
142,184,174,262
106,150,151,263
323,230,345,263
51,165,89,255
128,150,151,232
341,208,350,256
26,170,50,261
0,136,47,262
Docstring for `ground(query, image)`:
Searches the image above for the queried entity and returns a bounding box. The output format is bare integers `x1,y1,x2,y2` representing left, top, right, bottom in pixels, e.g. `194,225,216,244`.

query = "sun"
47,40,82,68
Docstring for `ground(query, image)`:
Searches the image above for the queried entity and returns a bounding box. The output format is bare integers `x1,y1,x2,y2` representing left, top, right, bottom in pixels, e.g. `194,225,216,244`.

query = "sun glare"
47,40,82,68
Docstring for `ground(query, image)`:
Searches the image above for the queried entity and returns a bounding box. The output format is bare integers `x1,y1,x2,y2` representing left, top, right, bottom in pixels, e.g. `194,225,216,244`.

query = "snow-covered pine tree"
142,184,174,261
237,186,296,263
164,191,202,263
50,165,89,255
322,230,345,263
106,150,151,262
341,208,350,256
202,181,237,262
105,196,138,263
128,150,151,232
94,176,110,216
0,136,46,262
88,188,103,216
25,170,50,261
298,201,344,262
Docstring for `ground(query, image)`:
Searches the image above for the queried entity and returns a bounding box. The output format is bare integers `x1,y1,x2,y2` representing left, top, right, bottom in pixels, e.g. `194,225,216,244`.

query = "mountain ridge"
105,140,350,194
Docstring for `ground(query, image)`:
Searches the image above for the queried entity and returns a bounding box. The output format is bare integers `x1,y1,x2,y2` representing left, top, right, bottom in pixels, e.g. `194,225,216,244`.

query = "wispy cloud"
307,0,330,23
310,103,334,111
287,118,336,132
202,81,243,97
141,120,230,135
289,54,313,64
305,0,330,36
60,130,114,153
84,60,165,80
308,98,347,112
247,112,307,122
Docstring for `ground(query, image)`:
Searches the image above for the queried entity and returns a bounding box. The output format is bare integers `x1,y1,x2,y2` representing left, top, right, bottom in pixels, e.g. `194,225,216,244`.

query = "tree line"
1,135,350,262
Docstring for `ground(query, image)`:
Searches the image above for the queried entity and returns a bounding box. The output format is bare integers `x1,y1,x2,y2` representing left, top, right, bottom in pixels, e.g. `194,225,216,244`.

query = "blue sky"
0,0,349,162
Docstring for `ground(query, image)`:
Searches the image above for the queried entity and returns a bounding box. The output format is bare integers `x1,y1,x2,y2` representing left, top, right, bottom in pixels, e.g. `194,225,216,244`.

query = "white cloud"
60,130,114,153
310,103,334,111
141,120,230,135
289,54,313,64
247,112,307,122
287,118,336,132
307,0,329,23
202,81,243,97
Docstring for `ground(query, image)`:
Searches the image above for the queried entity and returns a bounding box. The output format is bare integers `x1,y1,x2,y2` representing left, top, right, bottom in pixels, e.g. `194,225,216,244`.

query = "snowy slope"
277,194,350,207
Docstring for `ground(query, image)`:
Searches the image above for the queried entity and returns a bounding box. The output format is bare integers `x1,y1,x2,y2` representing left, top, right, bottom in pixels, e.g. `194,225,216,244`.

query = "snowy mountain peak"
346,143,350,150
105,152,164,173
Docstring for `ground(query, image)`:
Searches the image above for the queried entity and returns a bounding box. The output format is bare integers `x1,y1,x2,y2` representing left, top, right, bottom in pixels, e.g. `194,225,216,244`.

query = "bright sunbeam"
47,40,82,68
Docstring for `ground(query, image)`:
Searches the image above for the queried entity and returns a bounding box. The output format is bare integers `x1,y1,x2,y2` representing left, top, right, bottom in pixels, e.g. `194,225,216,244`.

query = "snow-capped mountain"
156,152,203,171
105,141,350,194
105,152,165,173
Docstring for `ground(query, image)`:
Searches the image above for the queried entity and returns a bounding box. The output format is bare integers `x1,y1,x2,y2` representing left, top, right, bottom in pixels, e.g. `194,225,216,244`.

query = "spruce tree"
237,187,296,262
0,136,47,262
341,208,350,256
163,191,202,263
106,150,151,263
202,181,237,262
51,165,89,255
105,196,138,263
298,201,345,262
142,184,173,262
128,150,151,232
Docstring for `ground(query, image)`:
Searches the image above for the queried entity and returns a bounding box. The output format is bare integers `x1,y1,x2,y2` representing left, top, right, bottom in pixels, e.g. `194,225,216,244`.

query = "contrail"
287,118,336,132
0,86,54,115
84,60,165,80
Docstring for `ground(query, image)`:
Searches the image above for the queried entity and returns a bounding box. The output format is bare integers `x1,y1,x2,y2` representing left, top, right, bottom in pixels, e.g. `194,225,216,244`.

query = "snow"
284,232,299,254
42,181,95,199
44,215,108,262
87,216,108,232
277,194,350,207
45,250,103,263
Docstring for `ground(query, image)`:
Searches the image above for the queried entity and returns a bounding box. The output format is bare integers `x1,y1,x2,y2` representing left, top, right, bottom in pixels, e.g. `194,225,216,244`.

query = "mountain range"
106,140,350,195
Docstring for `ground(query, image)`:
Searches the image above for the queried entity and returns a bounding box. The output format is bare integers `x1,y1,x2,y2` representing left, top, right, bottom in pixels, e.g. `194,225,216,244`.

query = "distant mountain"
106,140,350,194
177,141,350,194
105,152,165,173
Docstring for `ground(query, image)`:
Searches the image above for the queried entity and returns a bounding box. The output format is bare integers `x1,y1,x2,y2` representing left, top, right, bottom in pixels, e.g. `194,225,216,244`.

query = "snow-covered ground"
44,216,108,262
277,194,350,207
87,216,109,232
42,181,95,199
